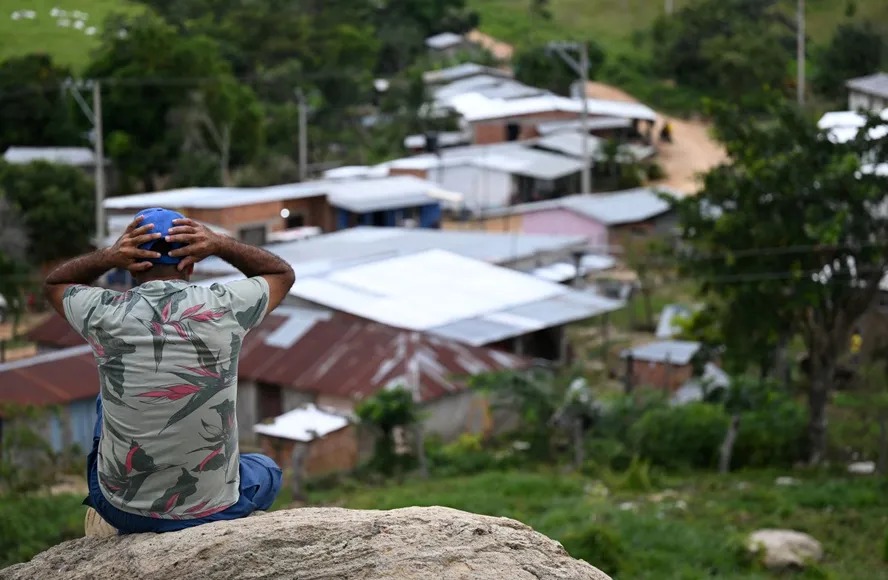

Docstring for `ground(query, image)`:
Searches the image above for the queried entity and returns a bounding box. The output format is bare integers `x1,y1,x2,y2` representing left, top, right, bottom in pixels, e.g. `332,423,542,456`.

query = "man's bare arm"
44,220,161,315
167,219,295,310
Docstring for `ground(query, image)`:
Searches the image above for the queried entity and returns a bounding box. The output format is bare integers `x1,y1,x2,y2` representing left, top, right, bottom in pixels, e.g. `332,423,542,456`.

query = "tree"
355,387,421,476
0,196,31,334
0,161,94,264
835,359,888,474
813,23,884,105
513,41,605,96
674,99,888,464
85,12,263,191
650,0,795,101
0,54,84,151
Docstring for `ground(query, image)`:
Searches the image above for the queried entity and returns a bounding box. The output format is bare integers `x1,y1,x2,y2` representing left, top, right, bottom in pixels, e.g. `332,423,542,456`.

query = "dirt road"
583,82,726,195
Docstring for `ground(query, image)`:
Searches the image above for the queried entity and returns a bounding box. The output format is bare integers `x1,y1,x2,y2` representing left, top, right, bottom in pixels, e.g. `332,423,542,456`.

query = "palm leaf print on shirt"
235,293,268,330
140,293,228,369
149,468,199,514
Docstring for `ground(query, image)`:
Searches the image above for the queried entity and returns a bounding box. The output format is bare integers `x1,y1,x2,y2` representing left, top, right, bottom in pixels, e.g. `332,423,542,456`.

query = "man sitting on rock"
45,208,295,535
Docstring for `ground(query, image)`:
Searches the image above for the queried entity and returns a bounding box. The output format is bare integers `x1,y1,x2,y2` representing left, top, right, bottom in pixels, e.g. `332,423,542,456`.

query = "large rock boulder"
1,506,611,580
746,529,823,570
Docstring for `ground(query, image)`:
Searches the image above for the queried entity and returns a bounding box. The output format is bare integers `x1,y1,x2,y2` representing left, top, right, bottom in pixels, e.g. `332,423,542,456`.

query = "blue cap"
135,207,185,265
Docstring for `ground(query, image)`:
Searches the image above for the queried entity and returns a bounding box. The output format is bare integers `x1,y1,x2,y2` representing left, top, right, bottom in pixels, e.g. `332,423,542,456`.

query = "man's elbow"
283,265,296,291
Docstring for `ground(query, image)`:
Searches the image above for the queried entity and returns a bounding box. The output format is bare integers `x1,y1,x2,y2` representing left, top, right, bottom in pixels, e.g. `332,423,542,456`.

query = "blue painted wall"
333,203,442,231
69,398,97,454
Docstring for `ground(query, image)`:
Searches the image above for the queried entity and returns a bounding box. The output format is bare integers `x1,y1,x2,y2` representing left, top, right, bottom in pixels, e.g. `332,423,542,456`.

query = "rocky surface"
1,506,611,580
746,529,823,570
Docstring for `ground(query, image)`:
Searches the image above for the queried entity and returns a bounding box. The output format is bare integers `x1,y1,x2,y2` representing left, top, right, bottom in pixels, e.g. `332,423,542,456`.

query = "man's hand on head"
166,219,224,271
109,216,163,273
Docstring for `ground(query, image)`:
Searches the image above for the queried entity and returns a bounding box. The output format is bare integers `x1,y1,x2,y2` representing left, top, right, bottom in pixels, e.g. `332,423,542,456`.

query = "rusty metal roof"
239,312,529,403
0,346,98,407
27,314,86,349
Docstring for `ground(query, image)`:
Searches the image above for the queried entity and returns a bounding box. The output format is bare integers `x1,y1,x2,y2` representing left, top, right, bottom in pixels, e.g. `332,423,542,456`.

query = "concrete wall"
421,391,492,443
428,164,515,212
849,91,888,113
521,208,608,248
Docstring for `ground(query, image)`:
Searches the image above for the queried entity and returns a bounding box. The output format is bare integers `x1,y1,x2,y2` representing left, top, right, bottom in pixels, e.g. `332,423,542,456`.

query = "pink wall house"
521,208,609,249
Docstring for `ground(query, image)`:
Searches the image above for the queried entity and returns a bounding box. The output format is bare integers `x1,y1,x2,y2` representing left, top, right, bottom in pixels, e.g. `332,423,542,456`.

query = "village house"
235,308,529,450
621,340,703,393
103,176,456,246
846,72,888,113
422,62,513,87
3,146,116,191
424,32,476,60
0,346,98,455
461,187,677,252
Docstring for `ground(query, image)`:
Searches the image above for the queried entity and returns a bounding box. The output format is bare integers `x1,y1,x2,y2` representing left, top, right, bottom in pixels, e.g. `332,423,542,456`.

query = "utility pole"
548,41,592,193
296,89,308,181
665,0,674,15
797,0,806,106
92,81,106,243
66,79,106,244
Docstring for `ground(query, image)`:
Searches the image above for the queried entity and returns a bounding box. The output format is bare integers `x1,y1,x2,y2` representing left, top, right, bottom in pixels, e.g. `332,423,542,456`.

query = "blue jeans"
86,395,281,534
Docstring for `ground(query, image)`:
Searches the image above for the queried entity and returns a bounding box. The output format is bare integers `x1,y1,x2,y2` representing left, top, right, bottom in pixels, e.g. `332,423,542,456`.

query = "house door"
257,382,283,420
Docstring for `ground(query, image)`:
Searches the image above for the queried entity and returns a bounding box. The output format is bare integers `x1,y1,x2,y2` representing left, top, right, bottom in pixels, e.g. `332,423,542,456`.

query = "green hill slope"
0,0,140,70
469,0,888,55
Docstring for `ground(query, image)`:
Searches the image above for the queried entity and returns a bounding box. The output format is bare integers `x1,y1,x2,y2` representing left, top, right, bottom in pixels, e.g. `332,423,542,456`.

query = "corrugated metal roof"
286,249,623,346
433,75,541,103
27,314,86,349
3,146,96,166
621,340,701,365
0,345,98,406
425,32,464,50
325,175,453,212
846,72,888,99
403,131,470,150
446,92,657,123
473,147,587,180
195,226,588,277
253,404,350,442
655,304,693,339
239,311,529,401
497,188,675,226
534,133,604,159
423,63,512,85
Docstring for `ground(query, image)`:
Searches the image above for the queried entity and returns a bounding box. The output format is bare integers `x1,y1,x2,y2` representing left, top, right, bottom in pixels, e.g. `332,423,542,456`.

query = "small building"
235,308,531,448
422,63,513,87
621,340,702,392
253,404,357,477
26,314,85,353
104,176,459,245
470,187,677,252
283,249,623,360
0,345,98,455
846,72,888,113
3,146,116,191
425,32,473,59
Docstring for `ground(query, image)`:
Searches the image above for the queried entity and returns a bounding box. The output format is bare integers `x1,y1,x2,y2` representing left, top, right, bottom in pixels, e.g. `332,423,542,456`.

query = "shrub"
585,437,633,471
629,403,728,469
426,433,497,477
0,493,85,567
559,523,626,576
601,455,654,493
731,397,807,468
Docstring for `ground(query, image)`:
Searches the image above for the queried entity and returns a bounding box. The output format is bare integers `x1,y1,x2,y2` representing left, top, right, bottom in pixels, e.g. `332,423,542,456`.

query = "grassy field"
302,469,888,579
469,0,888,54
0,0,139,70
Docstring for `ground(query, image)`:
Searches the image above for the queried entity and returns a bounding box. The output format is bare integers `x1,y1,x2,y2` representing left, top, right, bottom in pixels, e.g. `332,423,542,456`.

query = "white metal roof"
195,226,588,278
497,188,674,225
621,340,701,365
288,249,623,345
445,92,657,123
103,176,454,212
818,110,888,143
423,63,512,85
252,404,350,442
425,32,464,50
325,175,460,213
403,131,470,150
846,72,888,99
531,255,615,282
655,304,693,339
534,133,605,159
3,146,96,166
472,147,587,180
323,165,389,179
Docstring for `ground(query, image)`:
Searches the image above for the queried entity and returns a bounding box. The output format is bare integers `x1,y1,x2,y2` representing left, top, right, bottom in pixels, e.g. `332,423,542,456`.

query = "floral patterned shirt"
62,277,269,519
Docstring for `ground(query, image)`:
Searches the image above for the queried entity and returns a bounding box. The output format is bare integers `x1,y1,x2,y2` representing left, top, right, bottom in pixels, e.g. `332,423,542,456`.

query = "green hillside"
469,0,888,54
0,0,140,70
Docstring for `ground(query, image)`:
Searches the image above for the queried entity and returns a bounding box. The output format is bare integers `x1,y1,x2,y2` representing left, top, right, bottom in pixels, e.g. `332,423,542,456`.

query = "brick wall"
471,111,579,145
628,359,694,392
186,201,284,236
389,168,429,179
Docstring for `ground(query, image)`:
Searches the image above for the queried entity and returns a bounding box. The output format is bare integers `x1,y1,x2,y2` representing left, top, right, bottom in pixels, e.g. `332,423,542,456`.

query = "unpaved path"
467,30,514,61
584,81,726,195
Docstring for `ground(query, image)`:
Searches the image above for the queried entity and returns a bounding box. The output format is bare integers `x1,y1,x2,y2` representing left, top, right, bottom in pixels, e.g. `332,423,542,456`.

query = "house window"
239,225,267,246
257,382,283,420
285,213,305,229
505,122,521,142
